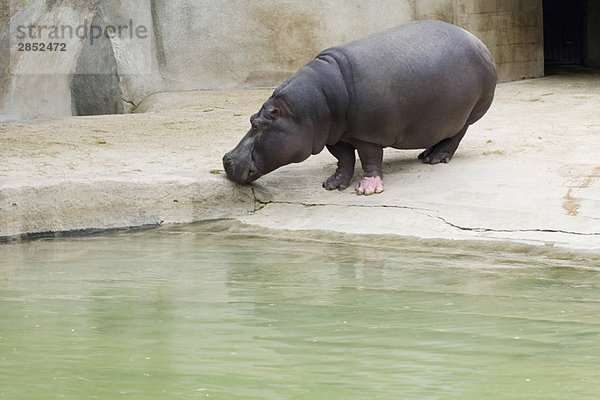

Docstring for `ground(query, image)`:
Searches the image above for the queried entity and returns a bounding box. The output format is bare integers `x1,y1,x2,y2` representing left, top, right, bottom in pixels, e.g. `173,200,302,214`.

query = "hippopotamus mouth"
222,151,262,184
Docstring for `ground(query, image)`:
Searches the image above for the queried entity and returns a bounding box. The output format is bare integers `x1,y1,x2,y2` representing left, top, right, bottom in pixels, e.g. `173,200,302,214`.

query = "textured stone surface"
0,88,268,238
1,74,599,251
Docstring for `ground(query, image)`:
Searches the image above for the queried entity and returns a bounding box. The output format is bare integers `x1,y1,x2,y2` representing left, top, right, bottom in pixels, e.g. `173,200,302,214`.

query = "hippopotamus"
223,20,497,195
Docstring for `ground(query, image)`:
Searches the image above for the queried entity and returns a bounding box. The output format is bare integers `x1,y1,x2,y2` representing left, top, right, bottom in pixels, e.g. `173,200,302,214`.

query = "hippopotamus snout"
223,132,261,183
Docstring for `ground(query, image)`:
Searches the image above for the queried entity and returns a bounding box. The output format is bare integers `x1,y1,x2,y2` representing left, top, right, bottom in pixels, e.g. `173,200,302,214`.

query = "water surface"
1,222,599,399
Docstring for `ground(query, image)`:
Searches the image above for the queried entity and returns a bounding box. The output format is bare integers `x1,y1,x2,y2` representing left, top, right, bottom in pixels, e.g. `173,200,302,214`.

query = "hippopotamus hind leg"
323,141,356,191
418,125,468,164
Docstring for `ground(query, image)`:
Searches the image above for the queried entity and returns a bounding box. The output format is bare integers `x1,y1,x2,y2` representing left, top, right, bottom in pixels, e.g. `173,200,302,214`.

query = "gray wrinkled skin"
223,20,497,194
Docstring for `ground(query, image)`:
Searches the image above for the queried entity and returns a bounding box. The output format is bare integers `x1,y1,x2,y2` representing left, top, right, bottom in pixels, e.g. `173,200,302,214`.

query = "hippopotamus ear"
270,97,294,119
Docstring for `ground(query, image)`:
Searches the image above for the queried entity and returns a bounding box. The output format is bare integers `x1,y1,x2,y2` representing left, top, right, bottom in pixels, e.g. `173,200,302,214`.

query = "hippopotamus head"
223,95,315,184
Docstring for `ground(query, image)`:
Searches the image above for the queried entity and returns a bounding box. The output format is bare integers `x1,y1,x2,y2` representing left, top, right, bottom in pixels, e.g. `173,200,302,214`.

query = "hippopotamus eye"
250,113,263,134
252,121,262,133
269,108,280,119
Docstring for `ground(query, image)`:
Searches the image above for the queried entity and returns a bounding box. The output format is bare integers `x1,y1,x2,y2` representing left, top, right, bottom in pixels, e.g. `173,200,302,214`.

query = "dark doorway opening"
543,0,586,66
543,0,600,72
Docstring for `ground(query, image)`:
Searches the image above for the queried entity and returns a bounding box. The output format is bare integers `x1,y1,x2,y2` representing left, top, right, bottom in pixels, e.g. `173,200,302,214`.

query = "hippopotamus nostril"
223,155,236,176
223,155,234,168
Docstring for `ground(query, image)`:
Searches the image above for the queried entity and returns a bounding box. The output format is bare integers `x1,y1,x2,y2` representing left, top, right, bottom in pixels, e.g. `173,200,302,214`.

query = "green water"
1,222,599,399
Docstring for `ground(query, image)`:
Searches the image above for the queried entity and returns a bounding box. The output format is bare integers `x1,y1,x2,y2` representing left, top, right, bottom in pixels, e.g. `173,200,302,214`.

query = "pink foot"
356,176,384,195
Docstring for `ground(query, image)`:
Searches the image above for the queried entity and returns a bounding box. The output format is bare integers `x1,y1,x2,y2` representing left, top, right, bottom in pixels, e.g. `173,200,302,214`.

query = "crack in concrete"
254,198,437,214
121,98,138,111
252,196,600,237
435,215,600,237
251,187,269,212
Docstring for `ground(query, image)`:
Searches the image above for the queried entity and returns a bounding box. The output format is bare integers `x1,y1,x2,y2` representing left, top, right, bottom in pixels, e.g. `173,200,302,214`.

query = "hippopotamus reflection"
223,20,497,195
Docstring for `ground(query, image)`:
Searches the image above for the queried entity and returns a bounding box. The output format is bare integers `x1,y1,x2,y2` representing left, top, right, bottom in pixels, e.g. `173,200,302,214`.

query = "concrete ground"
1,70,599,252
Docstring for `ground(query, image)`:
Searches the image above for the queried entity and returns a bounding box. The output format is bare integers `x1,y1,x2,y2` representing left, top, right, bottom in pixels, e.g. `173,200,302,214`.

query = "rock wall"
70,0,162,115
417,0,544,82
1,0,101,121
149,0,415,91
0,0,545,121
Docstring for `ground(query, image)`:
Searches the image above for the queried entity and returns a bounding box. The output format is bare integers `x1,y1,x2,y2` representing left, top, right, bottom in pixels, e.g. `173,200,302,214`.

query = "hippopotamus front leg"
323,141,356,191
354,140,384,195
324,139,385,195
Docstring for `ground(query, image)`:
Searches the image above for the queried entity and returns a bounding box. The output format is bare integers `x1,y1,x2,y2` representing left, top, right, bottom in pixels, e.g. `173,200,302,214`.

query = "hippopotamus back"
319,20,497,149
